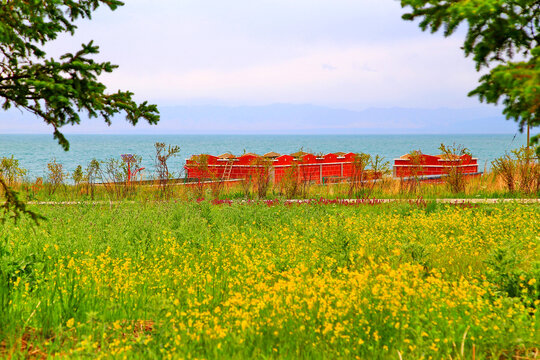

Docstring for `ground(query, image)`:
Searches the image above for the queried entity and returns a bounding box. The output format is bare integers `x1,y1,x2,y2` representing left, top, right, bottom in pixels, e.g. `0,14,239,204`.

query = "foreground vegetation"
1,201,538,358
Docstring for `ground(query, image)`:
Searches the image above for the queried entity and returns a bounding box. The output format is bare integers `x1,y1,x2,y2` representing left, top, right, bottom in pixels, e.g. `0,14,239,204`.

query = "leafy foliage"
400,0,540,130
72,164,83,185
0,0,160,222
0,0,160,151
0,155,27,186
470,49,539,132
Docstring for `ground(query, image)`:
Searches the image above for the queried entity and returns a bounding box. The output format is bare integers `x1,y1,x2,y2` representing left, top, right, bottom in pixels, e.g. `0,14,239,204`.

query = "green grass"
14,172,540,203
1,201,539,358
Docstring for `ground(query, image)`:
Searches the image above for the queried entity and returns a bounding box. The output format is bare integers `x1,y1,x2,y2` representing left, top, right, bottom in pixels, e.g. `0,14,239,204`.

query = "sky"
43,0,482,110
4,0,527,135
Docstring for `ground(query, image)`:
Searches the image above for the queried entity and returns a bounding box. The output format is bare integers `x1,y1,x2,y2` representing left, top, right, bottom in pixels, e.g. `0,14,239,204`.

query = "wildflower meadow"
0,200,538,358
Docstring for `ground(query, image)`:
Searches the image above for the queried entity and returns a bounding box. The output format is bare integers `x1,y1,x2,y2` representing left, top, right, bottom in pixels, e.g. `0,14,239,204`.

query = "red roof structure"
185,151,481,183
393,153,478,177
185,151,368,183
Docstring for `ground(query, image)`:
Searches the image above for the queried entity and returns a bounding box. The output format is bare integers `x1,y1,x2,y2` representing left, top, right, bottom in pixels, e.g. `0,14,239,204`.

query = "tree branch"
0,176,45,225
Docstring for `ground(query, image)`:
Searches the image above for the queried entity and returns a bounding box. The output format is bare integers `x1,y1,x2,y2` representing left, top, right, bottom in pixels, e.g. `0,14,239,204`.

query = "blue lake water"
0,134,528,179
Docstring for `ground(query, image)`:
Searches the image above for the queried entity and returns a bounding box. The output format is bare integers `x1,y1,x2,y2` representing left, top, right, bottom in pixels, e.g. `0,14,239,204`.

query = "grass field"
1,201,539,359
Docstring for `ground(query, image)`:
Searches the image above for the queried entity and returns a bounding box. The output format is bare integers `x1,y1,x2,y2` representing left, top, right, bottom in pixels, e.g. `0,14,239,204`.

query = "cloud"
42,0,474,109
322,64,337,71
97,37,478,109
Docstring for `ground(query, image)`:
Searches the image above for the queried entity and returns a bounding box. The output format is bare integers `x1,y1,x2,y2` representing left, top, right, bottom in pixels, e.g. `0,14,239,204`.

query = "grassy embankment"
1,200,538,358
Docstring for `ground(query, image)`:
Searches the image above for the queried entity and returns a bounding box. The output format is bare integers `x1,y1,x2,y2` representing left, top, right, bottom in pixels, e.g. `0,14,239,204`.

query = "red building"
185,152,379,184
393,153,479,178
185,151,480,183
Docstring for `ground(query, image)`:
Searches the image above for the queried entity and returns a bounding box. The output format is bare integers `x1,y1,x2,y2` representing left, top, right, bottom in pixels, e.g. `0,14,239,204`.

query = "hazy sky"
44,0,482,110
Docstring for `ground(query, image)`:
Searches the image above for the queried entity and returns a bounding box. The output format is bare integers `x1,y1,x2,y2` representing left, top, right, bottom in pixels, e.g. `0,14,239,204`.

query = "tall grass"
3,169,536,204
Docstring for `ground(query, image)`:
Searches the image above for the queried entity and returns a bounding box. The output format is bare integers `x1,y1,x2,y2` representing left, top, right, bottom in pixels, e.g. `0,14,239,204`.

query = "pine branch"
0,176,45,225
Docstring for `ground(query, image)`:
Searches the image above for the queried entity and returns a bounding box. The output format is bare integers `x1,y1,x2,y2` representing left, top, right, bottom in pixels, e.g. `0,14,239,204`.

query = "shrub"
190,155,210,199
348,153,371,198
400,150,424,194
492,146,539,194
370,154,391,194
99,157,134,199
0,156,27,186
280,162,300,199
514,147,539,194
240,175,253,199
252,157,272,199
72,165,84,186
492,154,516,193
439,143,471,194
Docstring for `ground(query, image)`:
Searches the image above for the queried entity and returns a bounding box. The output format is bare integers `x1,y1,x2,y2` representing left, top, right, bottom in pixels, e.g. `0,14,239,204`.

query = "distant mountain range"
0,103,521,135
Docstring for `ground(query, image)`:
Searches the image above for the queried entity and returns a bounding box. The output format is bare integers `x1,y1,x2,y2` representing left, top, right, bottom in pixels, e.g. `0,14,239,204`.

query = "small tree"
71,164,84,199
121,154,144,185
289,150,313,198
190,155,210,199
86,159,100,200
99,154,142,199
280,162,300,199
370,155,391,194
253,157,272,199
348,153,371,198
154,142,180,197
438,143,471,194
99,158,125,199
72,165,84,186
400,150,424,194
0,156,27,187
46,158,66,195
299,161,317,198
32,178,44,196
